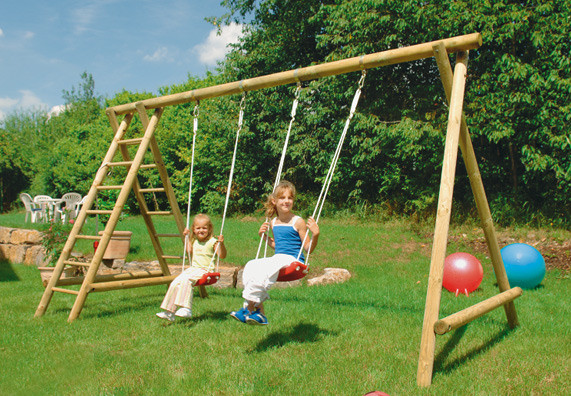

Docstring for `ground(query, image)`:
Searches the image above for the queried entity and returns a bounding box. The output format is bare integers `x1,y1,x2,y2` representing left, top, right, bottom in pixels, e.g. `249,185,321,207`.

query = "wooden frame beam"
107,33,482,115
434,287,522,335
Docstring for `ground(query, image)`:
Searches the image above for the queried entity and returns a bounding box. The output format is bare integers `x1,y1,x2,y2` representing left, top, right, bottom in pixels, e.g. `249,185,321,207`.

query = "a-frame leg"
417,51,470,387
432,42,519,327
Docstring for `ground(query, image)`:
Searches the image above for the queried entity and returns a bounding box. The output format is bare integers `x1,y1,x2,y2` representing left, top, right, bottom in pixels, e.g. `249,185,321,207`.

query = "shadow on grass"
249,322,336,353
164,310,230,328
54,291,165,319
433,323,515,375
276,293,423,316
0,260,20,282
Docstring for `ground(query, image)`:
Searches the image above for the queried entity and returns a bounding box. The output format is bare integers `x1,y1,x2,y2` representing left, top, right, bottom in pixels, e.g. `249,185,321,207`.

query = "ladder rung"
97,185,123,190
52,287,80,295
146,211,172,216
139,188,165,193
75,235,102,240
63,261,91,267
86,210,114,215
156,233,181,238
108,161,133,167
117,138,143,145
140,164,157,169
162,255,183,259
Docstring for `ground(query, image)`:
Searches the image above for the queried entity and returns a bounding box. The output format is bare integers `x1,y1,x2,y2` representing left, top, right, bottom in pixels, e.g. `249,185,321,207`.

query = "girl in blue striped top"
230,181,320,325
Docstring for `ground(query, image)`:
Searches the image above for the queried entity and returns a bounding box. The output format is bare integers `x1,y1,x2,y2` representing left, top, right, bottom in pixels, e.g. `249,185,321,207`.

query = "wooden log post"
417,51,469,387
434,287,523,335
89,274,177,292
432,42,519,328
108,33,482,116
52,269,168,286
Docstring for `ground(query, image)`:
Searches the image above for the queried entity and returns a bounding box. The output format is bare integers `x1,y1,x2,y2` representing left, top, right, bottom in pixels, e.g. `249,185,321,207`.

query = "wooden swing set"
35,32,522,387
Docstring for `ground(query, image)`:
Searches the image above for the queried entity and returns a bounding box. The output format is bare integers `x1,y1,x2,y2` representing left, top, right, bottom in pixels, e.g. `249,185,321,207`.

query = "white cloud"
47,104,69,120
0,28,4,37
0,97,18,121
72,3,98,35
194,23,243,66
23,31,35,40
19,90,45,108
0,90,47,121
143,46,172,62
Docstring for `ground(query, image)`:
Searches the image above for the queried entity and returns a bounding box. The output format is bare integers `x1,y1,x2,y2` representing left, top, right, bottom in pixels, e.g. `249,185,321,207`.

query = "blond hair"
264,180,296,218
191,213,214,243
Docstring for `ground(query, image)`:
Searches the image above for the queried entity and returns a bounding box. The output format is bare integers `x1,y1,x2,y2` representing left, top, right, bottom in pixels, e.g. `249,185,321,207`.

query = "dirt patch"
448,234,570,274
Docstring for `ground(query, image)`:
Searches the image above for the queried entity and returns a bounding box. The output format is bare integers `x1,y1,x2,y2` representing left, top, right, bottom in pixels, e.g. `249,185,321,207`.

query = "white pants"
160,267,206,312
241,254,296,304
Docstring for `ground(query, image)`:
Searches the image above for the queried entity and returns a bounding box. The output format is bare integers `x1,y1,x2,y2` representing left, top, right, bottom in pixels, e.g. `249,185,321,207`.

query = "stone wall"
0,227,47,266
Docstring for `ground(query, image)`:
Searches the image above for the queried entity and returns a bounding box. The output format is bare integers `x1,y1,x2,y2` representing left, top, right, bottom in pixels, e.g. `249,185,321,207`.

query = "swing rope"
181,103,200,272
256,83,302,259
297,69,367,266
209,92,247,272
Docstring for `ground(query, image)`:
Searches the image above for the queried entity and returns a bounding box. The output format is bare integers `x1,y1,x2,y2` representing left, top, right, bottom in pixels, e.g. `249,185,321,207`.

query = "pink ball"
443,252,483,296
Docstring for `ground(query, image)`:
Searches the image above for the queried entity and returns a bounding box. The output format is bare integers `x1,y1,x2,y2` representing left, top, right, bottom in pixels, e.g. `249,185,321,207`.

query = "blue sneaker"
230,307,250,323
246,310,268,325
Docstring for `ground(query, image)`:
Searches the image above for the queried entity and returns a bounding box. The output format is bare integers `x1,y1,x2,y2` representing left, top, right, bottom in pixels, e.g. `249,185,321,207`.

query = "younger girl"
156,213,226,322
230,181,319,325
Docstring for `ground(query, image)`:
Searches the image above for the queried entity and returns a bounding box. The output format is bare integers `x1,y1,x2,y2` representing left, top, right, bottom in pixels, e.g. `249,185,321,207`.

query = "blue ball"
501,243,546,289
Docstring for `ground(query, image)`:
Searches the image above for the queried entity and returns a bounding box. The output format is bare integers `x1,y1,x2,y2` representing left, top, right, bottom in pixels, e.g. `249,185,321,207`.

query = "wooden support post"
417,51,469,387
89,274,177,292
51,269,167,286
434,287,522,335
432,42,519,328
122,102,173,277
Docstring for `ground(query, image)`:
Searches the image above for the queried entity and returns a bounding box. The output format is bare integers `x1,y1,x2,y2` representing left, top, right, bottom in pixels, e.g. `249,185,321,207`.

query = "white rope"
210,93,247,271
256,83,302,259
297,70,367,264
182,103,199,272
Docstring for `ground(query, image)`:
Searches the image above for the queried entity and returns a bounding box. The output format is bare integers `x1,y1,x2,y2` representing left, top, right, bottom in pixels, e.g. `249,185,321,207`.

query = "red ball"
443,252,483,296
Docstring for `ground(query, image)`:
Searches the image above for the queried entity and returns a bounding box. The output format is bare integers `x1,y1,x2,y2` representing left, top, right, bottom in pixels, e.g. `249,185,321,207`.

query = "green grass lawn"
0,212,569,394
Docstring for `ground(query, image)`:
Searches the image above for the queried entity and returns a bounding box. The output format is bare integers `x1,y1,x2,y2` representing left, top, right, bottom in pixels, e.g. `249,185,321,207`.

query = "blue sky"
0,1,243,119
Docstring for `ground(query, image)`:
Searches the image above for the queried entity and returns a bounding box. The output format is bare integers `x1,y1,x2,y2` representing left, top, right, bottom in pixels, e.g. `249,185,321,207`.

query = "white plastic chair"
56,192,82,223
20,193,43,223
34,195,55,221
74,196,87,218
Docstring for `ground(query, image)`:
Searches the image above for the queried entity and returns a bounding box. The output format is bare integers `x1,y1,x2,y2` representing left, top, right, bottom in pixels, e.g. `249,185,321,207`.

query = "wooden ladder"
35,105,186,322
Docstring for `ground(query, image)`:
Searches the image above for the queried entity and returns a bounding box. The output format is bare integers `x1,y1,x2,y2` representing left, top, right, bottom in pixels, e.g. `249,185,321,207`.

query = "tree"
216,0,570,224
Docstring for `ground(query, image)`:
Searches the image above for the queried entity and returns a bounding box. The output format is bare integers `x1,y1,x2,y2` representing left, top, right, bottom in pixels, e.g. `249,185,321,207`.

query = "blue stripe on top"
272,215,305,263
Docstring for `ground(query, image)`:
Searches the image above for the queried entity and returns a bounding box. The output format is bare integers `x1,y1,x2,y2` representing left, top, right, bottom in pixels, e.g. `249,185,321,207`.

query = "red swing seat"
195,272,221,286
277,261,308,282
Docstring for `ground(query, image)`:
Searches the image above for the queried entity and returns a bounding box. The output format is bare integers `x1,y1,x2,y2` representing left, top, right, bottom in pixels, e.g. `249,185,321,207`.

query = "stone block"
11,229,43,245
24,245,48,267
0,227,12,244
6,245,28,264
0,244,10,260
307,268,351,286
